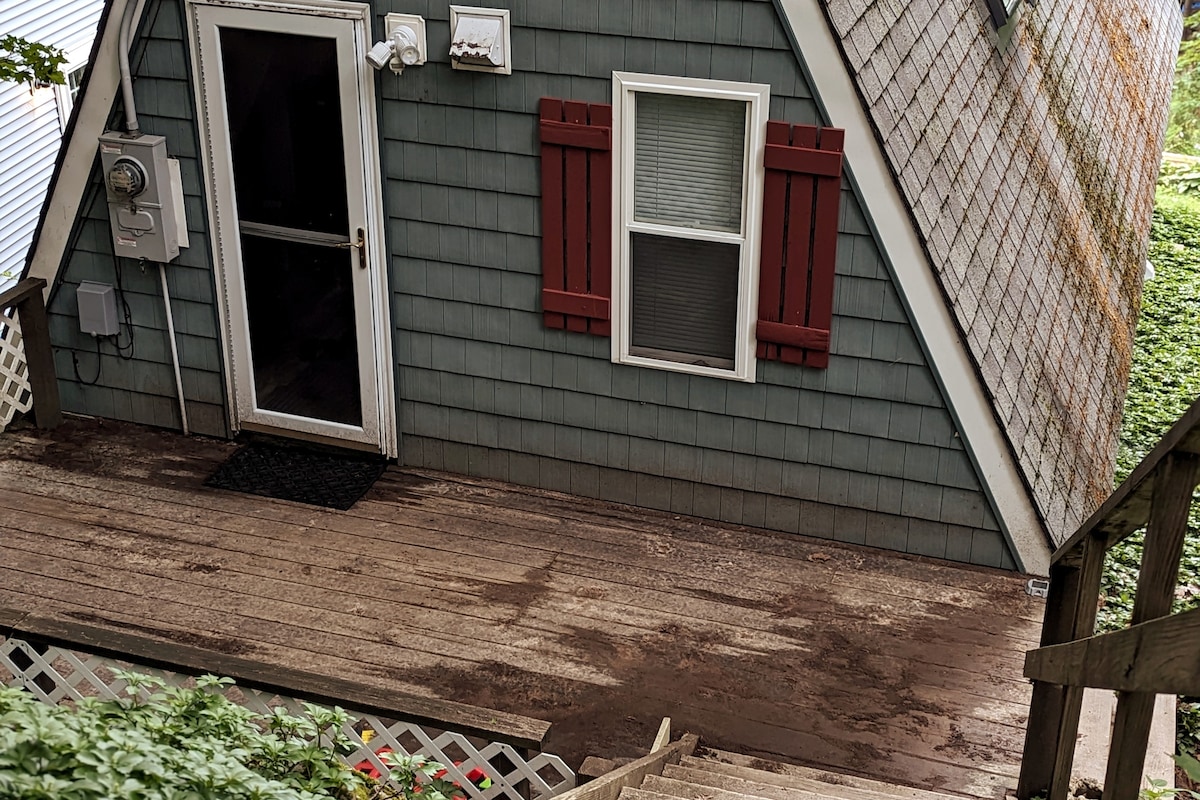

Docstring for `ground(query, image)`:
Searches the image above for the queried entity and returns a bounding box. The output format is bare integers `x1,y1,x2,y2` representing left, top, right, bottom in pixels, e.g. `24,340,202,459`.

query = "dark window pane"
241,234,361,426
220,28,349,234
630,233,739,368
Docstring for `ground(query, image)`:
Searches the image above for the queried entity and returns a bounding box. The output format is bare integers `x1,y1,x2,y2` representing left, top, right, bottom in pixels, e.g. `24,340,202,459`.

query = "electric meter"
98,131,188,262
107,157,147,197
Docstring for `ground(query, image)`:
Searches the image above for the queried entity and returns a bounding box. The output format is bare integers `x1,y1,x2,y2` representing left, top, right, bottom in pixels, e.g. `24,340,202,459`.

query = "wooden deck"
0,418,1043,798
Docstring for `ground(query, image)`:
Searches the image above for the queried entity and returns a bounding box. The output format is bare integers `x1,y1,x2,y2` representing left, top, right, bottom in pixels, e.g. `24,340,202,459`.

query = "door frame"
186,0,396,457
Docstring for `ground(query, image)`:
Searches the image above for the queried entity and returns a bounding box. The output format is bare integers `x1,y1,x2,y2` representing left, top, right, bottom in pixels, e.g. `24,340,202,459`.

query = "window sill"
615,351,756,383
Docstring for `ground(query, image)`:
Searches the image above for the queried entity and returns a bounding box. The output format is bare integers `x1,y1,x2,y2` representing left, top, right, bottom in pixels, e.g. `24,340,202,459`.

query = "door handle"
336,227,367,270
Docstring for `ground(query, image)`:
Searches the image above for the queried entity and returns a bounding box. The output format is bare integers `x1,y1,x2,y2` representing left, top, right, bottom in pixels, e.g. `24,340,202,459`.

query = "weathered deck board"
0,481,1036,674
0,420,1043,798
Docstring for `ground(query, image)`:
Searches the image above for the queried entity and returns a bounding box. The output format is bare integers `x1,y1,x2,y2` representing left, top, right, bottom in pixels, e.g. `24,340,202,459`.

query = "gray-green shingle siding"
45,0,226,438
41,0,1016,569
381,0,1014,568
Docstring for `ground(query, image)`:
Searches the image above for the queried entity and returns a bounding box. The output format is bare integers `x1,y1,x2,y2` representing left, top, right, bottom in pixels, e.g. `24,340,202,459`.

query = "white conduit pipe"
118,0,186,434
117,0,141,135
158,262,189,435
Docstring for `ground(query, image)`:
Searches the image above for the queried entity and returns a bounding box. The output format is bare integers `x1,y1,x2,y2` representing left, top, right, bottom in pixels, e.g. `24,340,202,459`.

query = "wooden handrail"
0,277,61,429
1024,606,1200,694
550,734,699,800
0,278,48,309
1017,395,1200,800
0,608,552,751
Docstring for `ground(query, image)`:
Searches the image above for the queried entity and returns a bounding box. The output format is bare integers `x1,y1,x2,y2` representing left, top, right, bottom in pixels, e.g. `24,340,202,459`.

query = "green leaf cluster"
0,670,436,800
1158,160,1200,198
1167,15,1200,155
1104,187,1200,758
0,34,67,86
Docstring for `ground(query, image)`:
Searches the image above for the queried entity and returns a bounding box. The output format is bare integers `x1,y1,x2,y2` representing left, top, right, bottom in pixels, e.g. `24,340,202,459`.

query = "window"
537,85,843,374
54,62,88,131
611,73,769,382
984,0,1021,30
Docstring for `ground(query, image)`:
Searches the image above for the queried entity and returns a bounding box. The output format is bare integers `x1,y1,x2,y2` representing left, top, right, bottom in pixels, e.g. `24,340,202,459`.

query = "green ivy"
1103,187,1200,757
0,34,67,86
0,670,451,800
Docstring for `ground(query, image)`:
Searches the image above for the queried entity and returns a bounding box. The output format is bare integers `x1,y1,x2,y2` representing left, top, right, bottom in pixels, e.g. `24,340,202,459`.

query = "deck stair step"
614,748,970,800
677,752,967,800
644,773,825,800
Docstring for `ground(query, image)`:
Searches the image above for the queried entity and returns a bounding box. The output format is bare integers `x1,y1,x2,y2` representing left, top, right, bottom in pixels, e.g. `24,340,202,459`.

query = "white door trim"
775,0,1051,574
186,0,396,457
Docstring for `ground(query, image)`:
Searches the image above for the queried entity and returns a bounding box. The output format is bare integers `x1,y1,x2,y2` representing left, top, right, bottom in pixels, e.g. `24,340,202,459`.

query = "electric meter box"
98,131,188,262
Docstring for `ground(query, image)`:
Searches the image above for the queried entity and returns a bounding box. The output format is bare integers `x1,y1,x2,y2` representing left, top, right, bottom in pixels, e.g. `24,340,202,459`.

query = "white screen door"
191,0,392,453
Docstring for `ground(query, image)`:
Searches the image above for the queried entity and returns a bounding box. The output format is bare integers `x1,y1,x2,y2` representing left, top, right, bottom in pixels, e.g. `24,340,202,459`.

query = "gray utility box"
98,131,188,262
76,281,120,337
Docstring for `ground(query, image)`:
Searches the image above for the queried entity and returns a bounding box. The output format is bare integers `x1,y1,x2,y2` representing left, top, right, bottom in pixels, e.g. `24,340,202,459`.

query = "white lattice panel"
0,307,32,433
0,637,575,800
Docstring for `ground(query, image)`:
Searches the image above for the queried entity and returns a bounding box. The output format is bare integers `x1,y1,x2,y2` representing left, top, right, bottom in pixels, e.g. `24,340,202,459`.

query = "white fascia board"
26,0,148,295
775,0,1052,575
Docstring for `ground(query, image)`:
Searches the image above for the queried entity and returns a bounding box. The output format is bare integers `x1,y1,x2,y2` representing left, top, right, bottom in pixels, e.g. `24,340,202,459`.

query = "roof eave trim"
24,0,148,295
774,0,1052,575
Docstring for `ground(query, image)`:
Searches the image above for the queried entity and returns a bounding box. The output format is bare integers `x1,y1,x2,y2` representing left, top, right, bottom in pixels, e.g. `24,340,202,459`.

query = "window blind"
633,93,746,233
630,233,739,366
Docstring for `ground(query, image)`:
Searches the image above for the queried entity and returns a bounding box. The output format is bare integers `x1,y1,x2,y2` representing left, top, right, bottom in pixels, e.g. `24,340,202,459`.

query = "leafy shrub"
1159,160,1200,198
0,670,458,800
1103,188,1200,758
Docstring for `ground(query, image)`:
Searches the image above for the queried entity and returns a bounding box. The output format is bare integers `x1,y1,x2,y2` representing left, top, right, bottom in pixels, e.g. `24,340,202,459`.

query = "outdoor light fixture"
367,15,427,73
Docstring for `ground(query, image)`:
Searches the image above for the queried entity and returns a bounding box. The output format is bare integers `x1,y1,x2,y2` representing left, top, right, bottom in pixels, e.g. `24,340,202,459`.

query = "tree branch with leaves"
0,34,67,86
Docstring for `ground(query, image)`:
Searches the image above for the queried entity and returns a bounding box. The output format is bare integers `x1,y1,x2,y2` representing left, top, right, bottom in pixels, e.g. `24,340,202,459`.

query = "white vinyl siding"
0,0,104,292
611,72,769,383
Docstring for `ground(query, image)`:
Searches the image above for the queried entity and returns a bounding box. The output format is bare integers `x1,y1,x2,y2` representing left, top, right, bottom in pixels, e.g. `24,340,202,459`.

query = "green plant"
1140,771,1200,800
0,669,447,800
375,753,462,800
1104,188,1200,761
1159,160,1200,197
1167,14,1200,156
1178,751,1200,788
1182,702,1200,764
0,34,66,86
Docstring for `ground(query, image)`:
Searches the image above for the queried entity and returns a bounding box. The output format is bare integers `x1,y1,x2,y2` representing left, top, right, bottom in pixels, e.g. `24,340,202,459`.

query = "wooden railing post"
1102,452,1200,800
0,277,61,430
1017,536,1105,800
17,283,61,429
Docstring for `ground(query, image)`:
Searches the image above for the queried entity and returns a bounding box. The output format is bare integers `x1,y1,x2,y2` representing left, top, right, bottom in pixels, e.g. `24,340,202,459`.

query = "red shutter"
756,121,845,368
539,98,612,336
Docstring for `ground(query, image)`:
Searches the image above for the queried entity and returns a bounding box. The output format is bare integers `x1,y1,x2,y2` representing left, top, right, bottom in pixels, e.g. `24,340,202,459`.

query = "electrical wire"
71,335,103,386
111,257,136,359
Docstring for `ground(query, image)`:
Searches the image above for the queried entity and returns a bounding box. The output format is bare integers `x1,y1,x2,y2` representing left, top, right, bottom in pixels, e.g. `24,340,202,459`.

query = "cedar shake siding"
382,0,1014,566
45,0,226,437
820,0,1180,541
54,0,1191,569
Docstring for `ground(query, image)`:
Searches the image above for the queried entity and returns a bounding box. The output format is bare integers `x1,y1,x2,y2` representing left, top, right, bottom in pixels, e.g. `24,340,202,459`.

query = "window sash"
611,73,769,383
629,232,740,368
633,92,746,234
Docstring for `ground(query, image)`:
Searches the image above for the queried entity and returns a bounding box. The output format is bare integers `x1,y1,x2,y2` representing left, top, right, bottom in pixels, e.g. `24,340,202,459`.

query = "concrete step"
680,751,970,800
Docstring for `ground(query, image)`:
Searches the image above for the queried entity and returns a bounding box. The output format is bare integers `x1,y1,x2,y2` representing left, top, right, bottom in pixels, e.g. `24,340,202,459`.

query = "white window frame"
54,61,89,132
611,72,769,383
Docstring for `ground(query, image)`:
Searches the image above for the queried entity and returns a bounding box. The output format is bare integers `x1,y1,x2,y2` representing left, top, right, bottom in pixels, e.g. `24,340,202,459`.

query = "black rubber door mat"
205,442,386,510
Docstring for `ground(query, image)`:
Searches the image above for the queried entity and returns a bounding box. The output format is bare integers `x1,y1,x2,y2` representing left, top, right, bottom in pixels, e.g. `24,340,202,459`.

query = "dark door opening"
220,27,362,427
